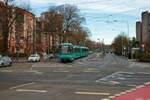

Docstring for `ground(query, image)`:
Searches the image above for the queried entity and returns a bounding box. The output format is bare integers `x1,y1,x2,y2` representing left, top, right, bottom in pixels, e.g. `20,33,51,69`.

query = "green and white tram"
59,43,89,62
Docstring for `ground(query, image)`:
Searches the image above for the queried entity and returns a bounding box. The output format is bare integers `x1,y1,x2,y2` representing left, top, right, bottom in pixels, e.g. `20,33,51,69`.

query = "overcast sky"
15,0,150,44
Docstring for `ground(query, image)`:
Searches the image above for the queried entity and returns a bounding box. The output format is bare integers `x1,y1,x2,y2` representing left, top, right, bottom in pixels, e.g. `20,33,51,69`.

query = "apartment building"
136,21,142,44
136,11,150,47
0,1,36,56
37,12,63,53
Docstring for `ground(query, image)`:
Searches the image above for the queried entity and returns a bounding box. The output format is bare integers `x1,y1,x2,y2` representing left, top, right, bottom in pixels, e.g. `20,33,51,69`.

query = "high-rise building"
141,11,150,46
136,21,142,44
136,11,150,47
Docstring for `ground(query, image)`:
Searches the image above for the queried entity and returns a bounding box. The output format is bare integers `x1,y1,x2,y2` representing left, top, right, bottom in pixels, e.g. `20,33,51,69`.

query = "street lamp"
113,20,130,57
97,38,101,52
106,20,130,57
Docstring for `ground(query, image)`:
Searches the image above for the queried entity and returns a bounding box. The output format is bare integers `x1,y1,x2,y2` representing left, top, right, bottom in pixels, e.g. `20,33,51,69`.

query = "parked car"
28,54,40,62
0,56,12,67
43,53,54,61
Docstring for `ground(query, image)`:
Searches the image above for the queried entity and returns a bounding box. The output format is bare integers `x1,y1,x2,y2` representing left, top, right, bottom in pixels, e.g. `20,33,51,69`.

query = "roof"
0,1,35,17
73,45,88,49
60,43,73,46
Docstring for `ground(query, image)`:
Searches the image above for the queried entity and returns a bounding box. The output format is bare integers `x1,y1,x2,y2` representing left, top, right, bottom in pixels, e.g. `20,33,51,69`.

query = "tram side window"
68,46,73,53
74,48,79,53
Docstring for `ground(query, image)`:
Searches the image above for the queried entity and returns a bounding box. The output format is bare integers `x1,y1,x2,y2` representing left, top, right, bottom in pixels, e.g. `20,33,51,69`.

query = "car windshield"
30,55,37,57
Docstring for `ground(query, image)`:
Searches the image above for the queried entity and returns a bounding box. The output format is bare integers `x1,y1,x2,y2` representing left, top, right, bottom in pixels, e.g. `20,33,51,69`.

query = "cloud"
14,0,150,15
13,0,150,43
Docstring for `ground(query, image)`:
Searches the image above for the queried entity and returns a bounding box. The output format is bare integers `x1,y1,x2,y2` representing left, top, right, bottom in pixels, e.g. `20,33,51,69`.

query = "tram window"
75,48,79,53
61,46,73,54
61,46,68,54
69,46,73,53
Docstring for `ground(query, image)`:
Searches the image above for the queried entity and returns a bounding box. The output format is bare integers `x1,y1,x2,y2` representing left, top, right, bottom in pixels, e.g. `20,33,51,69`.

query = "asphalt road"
0,53,150,100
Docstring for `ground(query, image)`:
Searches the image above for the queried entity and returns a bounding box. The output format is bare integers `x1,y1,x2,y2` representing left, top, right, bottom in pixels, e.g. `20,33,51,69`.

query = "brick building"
36,12,63,53
0,1,36,56
0,2,64,55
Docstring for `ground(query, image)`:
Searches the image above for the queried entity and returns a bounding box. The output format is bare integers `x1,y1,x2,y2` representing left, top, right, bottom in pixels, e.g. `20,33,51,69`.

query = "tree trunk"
2,31,9,55
48,33,51,53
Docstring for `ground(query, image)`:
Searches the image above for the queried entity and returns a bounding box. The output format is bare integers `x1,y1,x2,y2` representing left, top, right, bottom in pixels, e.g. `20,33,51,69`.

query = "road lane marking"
95,80,120,85
102,99,110,100
95,71,135,83
109,81,120,85
0,70,13,72
145,82,150,85
9,82,34,90
25,70,43,75
75,92,110,96
53,71,69,73
83,71,99,73
127,85,137,87
16,89,47,93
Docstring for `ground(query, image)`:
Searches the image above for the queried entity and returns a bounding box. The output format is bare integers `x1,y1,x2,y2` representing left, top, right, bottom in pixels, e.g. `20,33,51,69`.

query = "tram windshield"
61,45,73,54
61,46,69,54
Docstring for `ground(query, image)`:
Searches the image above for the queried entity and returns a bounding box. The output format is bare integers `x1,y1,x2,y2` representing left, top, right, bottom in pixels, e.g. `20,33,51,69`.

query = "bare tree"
0,0,34,55
41,10,63,53
0,0,17,54
0,0,30,55
55,4,85,42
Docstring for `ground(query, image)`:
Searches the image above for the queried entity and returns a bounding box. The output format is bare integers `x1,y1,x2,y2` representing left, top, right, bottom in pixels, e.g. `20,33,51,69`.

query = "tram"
59,43,89,62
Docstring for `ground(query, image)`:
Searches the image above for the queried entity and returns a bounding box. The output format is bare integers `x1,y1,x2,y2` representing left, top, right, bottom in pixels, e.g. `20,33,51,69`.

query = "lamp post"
106,20,130,57
97,38,101,52
113,20,130,57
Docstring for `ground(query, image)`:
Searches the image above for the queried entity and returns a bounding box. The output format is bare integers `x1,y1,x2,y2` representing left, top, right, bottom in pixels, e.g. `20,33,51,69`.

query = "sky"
15,0,150,44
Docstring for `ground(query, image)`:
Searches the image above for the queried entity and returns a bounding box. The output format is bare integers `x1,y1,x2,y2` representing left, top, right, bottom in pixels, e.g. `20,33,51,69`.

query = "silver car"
0,56,12,67
43,53,54,61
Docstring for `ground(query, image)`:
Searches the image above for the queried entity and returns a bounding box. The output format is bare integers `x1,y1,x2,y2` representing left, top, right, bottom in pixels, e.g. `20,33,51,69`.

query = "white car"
0,56,12,67
28,54,40,62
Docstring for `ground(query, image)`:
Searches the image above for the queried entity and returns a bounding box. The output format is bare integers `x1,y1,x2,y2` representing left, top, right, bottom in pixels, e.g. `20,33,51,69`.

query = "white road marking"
108,96,116,99
9,82,34,90
102,98,110,100
53,71,69,73
75,92,110,96
83,71,99,73
127,85,137,87
95,71,135,83
16,89,47,93
25,70,43,75
136,85,144,89
120,91,127,95
0,70,13,72
114,93,121,96
145,82,150,85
